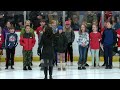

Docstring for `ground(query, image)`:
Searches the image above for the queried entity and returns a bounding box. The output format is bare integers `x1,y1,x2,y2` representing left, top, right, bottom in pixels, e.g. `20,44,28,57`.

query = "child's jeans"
78,45,87,67
91,49,99,66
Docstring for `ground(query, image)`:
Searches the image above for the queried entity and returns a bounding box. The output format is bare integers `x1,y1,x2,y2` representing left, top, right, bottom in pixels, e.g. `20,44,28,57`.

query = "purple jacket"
2,27,9,40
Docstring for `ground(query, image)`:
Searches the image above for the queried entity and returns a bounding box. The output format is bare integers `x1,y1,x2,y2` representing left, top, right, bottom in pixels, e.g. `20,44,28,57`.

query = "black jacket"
38,33,55,60
54,32,68,53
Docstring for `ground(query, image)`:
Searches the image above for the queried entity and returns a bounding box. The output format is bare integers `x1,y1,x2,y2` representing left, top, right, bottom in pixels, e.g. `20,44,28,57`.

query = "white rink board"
2,31,92,57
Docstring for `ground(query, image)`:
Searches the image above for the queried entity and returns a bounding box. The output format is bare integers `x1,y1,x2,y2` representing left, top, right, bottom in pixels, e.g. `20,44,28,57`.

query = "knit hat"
65,21,71,25
57,26,63,31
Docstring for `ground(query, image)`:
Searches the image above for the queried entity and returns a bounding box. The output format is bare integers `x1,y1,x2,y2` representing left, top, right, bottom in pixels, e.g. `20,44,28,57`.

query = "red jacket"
116,29,120,47
20,33,36,51
36,26,43,38
0,33,4,49
90,32,101,49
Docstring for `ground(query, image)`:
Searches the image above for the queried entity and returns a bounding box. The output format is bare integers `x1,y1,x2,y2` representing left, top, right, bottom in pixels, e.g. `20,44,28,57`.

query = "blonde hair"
25,20,31,26
51,20,56,24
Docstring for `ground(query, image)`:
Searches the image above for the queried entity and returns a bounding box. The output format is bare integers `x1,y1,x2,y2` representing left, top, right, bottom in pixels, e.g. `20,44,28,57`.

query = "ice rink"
0,61,120,79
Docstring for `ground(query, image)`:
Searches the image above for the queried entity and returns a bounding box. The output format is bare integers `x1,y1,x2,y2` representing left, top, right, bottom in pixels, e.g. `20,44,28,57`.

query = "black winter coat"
54,32,68,53
38,33,55,60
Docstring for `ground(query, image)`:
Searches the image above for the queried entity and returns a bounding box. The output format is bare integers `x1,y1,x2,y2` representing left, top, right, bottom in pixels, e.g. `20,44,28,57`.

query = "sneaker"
82,67,86,70
85,63,89,67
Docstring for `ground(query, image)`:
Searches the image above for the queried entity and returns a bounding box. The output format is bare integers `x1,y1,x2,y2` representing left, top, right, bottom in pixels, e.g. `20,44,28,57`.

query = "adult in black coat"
37,26,54,79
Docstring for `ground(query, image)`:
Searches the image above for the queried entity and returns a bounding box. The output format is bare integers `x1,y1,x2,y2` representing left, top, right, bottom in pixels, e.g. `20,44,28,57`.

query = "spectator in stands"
2,21,14,39
111,16,120,30
0,11,7,28
71,17,80,31
29,11,43,30
65,20,75,66
15,21,24,30
84,11,97,33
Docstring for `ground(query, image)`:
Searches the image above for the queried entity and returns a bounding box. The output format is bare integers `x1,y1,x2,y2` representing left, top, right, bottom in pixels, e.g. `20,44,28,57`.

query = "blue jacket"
6,33,18,49
102,28,117,46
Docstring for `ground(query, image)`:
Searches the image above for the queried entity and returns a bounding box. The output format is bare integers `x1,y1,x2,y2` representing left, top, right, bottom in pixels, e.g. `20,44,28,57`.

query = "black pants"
104,45,113,67
6,47,15,67
65,43,73,62
44,59,53,77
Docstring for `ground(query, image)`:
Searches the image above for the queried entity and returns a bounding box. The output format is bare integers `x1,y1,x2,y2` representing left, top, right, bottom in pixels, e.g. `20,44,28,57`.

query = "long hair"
79,24,87,35
44,26,53,38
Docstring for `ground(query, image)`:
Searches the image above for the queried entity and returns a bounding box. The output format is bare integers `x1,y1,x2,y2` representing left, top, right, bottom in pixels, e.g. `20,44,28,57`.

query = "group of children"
0,18,119,79
77,20,118,70
0,20,36,70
